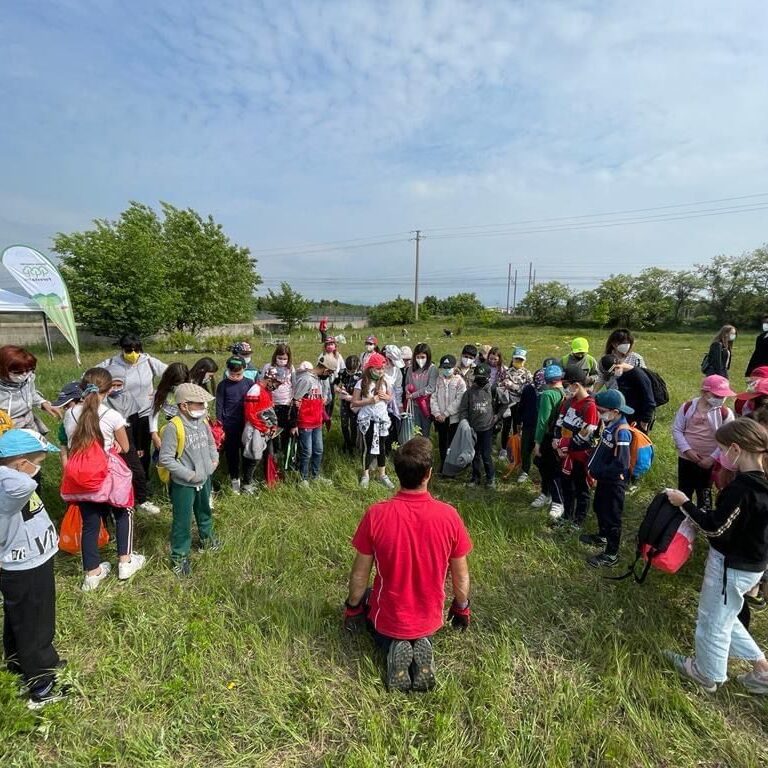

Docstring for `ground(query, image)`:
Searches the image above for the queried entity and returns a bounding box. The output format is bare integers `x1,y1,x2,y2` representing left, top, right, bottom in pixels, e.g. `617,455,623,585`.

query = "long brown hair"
70,368,112,455
360,367,387,397
272,343,292,367
713,324,737,351
716,417,768,473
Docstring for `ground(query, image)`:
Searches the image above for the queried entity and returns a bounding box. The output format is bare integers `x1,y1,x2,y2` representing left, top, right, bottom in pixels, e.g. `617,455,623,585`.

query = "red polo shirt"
351,490,472,640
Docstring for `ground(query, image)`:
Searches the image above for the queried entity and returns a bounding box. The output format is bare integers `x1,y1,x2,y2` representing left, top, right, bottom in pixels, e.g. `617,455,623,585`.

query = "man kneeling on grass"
343,436,472,692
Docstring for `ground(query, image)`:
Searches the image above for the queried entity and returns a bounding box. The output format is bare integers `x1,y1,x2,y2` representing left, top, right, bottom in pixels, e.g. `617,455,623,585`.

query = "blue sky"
2,0,767,305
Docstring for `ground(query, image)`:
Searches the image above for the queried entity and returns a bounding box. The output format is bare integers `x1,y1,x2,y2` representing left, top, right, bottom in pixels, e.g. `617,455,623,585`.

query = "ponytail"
70,368,112,455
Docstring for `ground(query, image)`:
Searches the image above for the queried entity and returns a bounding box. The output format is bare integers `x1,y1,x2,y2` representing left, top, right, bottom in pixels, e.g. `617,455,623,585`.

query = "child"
498,347,534,458
665,418,768,694
337,355,362,455
672,375,735,510
150,362,190,451
552,366,599,529
702,325,737,378
321,336,345,423
516,373,538,484
189,357,219,395
231,341,258,381
52,381,83,469
215,357,253,493
361,335,380,369
456,344,478,386
290,354,338,487
0,429,65,708
383,346,405,451
581,390,634,568
265,343,294,453
242,367,282,494
459,362,505,489
431,354,467,473
158,383,220,577
561,338,598,379
598,355,656,433
532,364,565,517
405,343,437,438
64,368,145,591
352,352,395,489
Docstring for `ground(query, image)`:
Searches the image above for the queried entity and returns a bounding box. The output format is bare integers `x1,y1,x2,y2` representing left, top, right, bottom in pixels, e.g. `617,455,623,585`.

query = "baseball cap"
0,428,60,457
363,352,387,370
571,337,590,354
400,346,413,360
226,356,246,370
174,383,215,404
384,345,404,368
599,354,619,374
701,375,736,398
512,347,527,360
53,381,84,407
262,366,281,380
324,335,337,345
231,341,252,356
542,357,559,368
749,366,768,379
595,389,634,415
365,335,378,345
737,379,768,400
543,364,564,383
474,362,491,378
563,365,588,385
439,354,457,369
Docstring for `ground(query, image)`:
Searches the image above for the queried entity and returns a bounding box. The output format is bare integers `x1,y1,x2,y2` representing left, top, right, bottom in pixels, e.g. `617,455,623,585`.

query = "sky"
2,0,768,306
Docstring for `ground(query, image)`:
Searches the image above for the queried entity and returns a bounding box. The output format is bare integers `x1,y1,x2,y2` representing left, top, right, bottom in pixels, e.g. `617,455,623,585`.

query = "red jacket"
244,383,277,433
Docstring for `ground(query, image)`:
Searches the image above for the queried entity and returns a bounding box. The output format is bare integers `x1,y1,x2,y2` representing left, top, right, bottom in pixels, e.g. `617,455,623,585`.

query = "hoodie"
0,374,48,430
458,383,506,432
97,353,168,418
430,374,467,424
215,377,252,427
158,413,218,487
587,416,632,483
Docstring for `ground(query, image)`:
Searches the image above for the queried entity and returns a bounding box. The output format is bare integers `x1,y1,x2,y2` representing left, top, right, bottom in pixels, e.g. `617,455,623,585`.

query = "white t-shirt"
64,403,126,452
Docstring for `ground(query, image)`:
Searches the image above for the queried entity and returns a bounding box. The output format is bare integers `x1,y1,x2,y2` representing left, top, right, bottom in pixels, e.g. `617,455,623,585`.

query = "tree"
265,282,311,333
440,293,485,317
698,255,753,326
54,201,260,337
421,295,441,316
668,270,705,323
368,297,415,326
592,274,638,327
517,282,573,324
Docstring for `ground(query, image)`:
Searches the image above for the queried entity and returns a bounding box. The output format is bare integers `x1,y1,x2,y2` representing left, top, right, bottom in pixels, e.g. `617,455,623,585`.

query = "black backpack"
643,368,669,407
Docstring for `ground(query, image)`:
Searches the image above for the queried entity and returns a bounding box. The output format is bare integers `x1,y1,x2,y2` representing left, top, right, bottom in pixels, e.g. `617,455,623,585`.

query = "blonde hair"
713,324,737,349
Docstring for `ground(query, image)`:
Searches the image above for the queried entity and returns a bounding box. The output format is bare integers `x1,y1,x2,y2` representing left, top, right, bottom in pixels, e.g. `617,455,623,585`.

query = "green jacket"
535,387,565,444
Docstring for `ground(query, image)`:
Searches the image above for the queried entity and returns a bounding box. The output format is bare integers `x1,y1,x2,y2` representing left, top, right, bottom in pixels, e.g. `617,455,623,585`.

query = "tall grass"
1,324,766,767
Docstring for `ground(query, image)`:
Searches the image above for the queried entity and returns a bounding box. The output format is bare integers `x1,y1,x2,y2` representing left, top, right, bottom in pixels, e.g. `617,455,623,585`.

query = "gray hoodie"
458,383,506,432
158,414,218,487
0,467,58,571
0,374,48,430
97,353,167,418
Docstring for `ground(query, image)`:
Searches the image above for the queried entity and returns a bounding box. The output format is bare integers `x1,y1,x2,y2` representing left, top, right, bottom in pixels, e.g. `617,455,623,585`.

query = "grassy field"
2,323,767,767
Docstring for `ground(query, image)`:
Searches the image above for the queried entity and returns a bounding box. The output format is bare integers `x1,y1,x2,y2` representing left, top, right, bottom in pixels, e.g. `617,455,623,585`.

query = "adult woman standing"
190,357,219,395
703,325,737,378
0,345,61,432
98,334,167,474
404,343,437,439
597,329,646,390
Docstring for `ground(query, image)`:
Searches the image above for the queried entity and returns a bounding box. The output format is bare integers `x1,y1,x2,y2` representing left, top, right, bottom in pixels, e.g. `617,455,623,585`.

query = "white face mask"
9,372,31,384
616,343,631,355
461,357,474,368
599,411,617,423
763,323,768,333
365,344,374,352
187,408,206,419
729,333,737,342
203,373,214,383
707,395,725,408
242,356,251,364
276,357,289,367
415,356,427,367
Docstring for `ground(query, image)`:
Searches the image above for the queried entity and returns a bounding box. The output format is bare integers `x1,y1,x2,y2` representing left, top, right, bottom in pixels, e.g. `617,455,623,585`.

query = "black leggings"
223,423,245,480
677,457,712,510
134,415,152,475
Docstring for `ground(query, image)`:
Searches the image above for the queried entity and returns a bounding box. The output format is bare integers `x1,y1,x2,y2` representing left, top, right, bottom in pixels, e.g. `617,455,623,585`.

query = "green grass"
2,323,767,767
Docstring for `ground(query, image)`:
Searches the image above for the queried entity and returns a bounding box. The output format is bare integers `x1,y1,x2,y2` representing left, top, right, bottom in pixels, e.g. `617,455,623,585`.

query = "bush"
162,331,199,352
204,334,238,353
368,298,415,326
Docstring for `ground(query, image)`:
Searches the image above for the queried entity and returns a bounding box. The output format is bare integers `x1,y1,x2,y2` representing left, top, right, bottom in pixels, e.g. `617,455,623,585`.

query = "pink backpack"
61,448,135,509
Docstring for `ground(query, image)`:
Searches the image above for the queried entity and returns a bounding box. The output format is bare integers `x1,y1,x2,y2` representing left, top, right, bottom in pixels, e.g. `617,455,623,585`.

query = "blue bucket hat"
595,389,634,415
0,428,60,457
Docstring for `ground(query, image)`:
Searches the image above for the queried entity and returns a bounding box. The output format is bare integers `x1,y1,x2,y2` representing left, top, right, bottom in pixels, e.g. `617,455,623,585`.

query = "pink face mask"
718,446,739,472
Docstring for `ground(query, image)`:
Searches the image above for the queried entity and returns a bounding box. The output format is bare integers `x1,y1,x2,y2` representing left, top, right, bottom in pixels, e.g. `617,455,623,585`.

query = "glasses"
122,346,141,353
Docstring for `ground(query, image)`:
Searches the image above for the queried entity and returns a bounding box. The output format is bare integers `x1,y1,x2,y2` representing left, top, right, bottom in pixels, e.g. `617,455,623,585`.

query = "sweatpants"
562,460,591,525
520,426,535,474
80,502,133,572
222,421,245,480
500,415,513,453
362,423,388,471
534,440,563,503
1,556,59,690
593,480,627,555
471,429,495,483
435,419,458,471
169,478,213,561
678,456,712,510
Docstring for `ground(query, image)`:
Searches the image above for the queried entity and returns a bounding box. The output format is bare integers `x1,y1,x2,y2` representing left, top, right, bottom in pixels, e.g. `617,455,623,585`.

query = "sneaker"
626,484,639,496
359,475,370,489
378,475,395,490
531,493,551,509
465,480,479,488
139,500,161,515
548,502,564,520
664,651,717,693
498,450,508,461
118,553,146,581
230,479,241,494
587,552,619,568
745,594,768,612
386,640,414,692
517,472,529,484
486,479,497,490
579,533,608,548
299,479,310,488
199,536,223,553
27,680,70,710
411,638,436,692
737,668,768,694
241,484,258,496
172,557,191,577
314,477,333,487
81,562,111,592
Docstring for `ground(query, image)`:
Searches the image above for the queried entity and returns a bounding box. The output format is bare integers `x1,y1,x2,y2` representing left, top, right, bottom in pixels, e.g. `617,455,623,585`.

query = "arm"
670,483,744,537
415,365,438,398
215,383,224,422
535,392,553,445
207,423,219,466
449,556,470,604
446,378,467,418
635,369,656,424
457,390,469,422
149,356,169,378
158,421,195,482
150,410,161,450
113,425,130,454
671,403,693,455
346,552,374,606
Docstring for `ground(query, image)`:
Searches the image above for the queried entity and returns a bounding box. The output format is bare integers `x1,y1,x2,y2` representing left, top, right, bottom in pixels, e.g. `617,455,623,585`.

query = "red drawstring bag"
265,453,280,488
209,420,226,450
60,441,108,495
59,503,110,555
506,433,522,468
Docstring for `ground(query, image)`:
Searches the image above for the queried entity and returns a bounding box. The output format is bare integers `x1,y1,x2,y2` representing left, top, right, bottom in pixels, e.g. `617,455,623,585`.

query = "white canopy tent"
0,287,54,360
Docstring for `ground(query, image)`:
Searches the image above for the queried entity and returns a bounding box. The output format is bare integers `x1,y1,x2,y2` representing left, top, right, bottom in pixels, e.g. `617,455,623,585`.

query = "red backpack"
60,442,108,495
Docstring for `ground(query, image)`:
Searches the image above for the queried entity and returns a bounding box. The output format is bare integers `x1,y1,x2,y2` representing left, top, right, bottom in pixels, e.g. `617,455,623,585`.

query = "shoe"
745,594,768,612
498,450,508,461
314,477,333,487
199,536,223,553
378,476,395,490
386,640,414,692
230,479,241,494
664,651,717,693
27,680,70,710
737,668,768,694
549,502,564,520
241,484,258,496
465,480,479,488
579,533,608,548
411,638,436,692
359,475,370,489
517,472,529,484
299,479,310,488
81,562,111,592
118,553,146,581
531,493,551,509
587,552,619,568
486,479,497,490
209,495,215,511
139,500,161,515
172,557,191,577
626,484,639,496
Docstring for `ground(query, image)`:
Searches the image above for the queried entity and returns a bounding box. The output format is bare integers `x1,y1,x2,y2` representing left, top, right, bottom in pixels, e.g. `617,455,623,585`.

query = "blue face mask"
110,388,124,397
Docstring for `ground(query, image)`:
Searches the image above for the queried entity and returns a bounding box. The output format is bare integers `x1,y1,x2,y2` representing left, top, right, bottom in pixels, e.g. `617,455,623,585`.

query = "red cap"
750,366,768,379
365,335,378,345
736,379,768,400
363,352,387,370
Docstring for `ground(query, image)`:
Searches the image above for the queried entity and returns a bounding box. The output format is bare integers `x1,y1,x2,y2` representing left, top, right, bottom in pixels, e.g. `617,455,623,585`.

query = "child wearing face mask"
405,343,438,438
498,348,533,458
231,342,258,381
337,355,363,455
159,383,220,577
321,336,345,424
580,390,635,568
672,375,736,511
746,315,768,377
361,336,380,370
215,357,254,493
265,344,294,452
0,345,61,434
0,429,66,709
190,357,219,395
561,338,598,380
456,345,478,387
431,355,467,473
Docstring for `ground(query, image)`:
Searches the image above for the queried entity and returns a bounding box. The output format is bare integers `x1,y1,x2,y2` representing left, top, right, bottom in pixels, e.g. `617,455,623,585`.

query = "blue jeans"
298,427,323,480
694,548,765,682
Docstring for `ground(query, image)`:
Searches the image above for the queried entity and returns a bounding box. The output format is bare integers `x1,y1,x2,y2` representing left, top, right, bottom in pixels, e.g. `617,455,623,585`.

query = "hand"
533,443,541,458
343,599,367,632
405,392,413,400
551,439,559,452
698,456,715,470
666,488,689,507
136,450,145,458
44,403,63,420
448,599,471,630
290,427,298,436
435,414,445,423
684,450,702,464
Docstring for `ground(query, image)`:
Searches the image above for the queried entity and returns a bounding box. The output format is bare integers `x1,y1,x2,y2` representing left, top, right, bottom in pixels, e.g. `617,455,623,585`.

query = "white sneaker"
82,562,111,592
241,484,257,495
230,479,241,494
139,500,161,515
531,493,551,508
498,450,508,461
549,502,564,520
359,475,370,489
378,475,395,490
118,553,146,581
517,472,530,484
299,479,310,488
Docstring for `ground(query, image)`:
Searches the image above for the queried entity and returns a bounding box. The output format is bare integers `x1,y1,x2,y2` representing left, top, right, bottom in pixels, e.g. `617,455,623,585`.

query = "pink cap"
736,378,768,400
363,352,387,370
750,366,768,379
701,375,736,398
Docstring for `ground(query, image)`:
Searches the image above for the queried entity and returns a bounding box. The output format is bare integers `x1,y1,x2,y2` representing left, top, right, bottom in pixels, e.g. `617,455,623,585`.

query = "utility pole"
512,269,518,313
506,263,512,314
412,230,422,321
533,269,537,288
527,261,533,292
